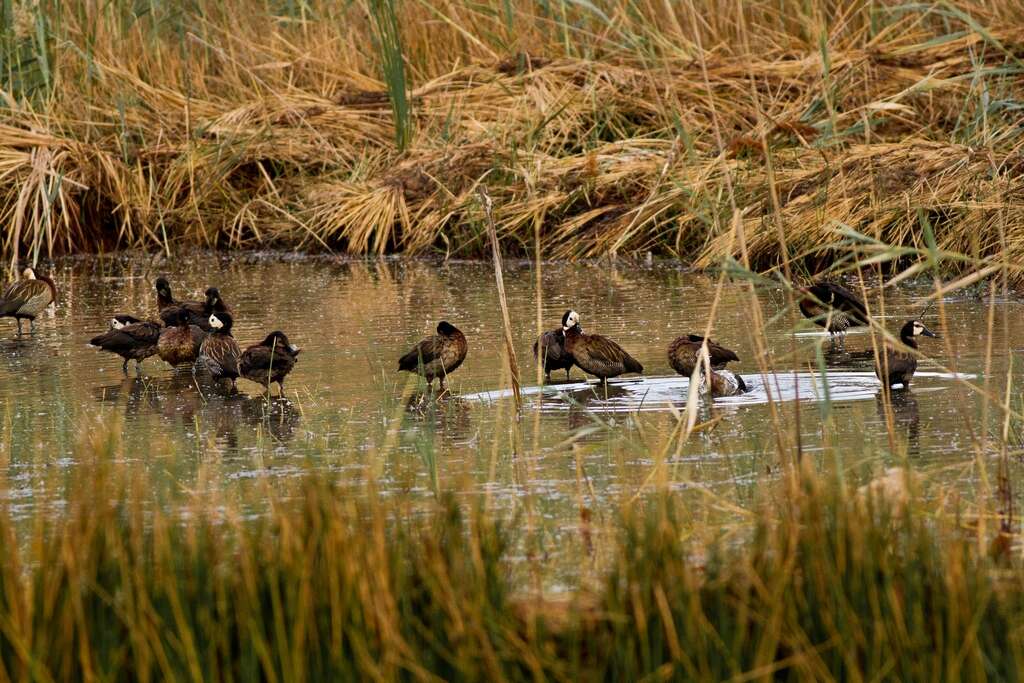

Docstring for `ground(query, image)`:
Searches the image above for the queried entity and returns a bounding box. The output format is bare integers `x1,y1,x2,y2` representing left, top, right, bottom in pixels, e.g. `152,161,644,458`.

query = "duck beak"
922,327,938,338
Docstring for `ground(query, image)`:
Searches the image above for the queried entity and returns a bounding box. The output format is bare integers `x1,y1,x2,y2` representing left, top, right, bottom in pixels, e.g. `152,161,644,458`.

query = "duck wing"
586,334,643,374
201,334,241,377
1,280,53,315
398,335,443,371
811,282,869,325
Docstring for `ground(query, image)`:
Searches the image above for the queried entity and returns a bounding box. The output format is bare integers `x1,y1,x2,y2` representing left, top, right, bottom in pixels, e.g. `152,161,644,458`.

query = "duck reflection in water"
821,346,876,369
404,392,473,443
93,375,301,444
875,390,920,456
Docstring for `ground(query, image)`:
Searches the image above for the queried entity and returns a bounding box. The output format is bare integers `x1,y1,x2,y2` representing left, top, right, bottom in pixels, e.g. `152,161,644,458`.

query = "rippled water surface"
0,255,1019,571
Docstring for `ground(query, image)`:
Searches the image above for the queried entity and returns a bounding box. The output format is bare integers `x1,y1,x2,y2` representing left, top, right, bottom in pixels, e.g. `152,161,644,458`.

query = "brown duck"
667,334,740,377
157,307,208,367
200,311,242,389
561,310,642,381
90,315,162,374
533,310,577,381
799,281,869,341
0,267,58,335
875,320,938,389
398,321,468,391
239,331,301,395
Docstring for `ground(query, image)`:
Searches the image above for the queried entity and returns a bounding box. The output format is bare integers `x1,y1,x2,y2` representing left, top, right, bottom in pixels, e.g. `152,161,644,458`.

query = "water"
0,254,1018,573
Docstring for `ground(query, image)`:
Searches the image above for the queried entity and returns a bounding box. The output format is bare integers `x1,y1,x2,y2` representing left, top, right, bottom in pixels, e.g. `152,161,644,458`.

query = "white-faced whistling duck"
875,319,938,389
533,310,577,382
799,281,869,345
90,316,162,374
398,321,468,391
561,310,642,381
157,307,208,367
200,311,242,390
239,331,301,396
0,267,58,335
110,314,143,330
155,277,215,331
667,334,740,377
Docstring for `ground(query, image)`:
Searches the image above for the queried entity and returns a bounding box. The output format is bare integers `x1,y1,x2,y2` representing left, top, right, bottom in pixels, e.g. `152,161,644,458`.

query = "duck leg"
15,319,22,336
565,368,571,381
122,358,129,374
29,319,35,335
277,380,285,397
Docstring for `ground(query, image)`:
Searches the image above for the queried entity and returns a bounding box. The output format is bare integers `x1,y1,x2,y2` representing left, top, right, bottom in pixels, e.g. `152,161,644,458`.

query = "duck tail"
626,356,643,374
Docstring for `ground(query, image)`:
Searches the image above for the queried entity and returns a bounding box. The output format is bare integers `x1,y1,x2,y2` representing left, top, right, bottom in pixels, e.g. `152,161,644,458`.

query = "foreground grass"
1,427,1022,681
1,0,1024,275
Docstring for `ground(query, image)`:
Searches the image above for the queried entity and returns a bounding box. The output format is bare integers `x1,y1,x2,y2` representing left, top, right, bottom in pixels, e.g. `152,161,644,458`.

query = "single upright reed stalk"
479,186,521,409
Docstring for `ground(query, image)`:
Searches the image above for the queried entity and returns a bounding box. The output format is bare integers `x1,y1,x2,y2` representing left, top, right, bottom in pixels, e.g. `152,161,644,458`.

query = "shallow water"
0,254,1019,579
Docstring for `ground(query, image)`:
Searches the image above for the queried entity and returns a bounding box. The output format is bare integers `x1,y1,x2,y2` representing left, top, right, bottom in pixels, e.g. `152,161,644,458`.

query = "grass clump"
0,0,1023,278
1,432,1023,680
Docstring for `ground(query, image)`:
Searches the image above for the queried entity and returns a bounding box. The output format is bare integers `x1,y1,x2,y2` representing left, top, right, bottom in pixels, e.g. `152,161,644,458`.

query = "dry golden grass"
2,0,1024,276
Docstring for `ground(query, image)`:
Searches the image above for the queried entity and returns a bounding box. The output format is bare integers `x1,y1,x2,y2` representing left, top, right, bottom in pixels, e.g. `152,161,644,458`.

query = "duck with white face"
200,311,242,390
533,310,578,382
875,319,939,389
90,314,162,374
560,309,642,382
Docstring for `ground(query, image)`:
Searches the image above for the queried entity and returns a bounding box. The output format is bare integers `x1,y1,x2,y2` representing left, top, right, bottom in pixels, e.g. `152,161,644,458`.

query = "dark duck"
155,278,229,331
90,314,162,374
239,331,301,396
398,321,468,391
0,266,58,335
533,310,577,381
561,310,642,381
875,319,938,389
157,307,208,367
200,311,242,390
798,280,869,345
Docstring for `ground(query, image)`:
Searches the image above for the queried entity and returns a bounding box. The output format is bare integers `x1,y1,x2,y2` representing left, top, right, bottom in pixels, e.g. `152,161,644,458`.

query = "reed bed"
1,0,1024,276
0,419,1022,680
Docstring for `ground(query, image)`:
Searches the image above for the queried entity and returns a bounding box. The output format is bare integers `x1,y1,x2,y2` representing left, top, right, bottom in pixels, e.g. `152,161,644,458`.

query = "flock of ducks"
397,281,940,397
87,277,301,395
0,267,939,399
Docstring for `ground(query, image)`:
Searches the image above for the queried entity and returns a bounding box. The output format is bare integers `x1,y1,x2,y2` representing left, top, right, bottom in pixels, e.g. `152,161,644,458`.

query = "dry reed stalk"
479,186,521,409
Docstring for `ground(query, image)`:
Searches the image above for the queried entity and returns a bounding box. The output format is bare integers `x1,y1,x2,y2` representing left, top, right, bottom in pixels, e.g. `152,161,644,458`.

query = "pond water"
0,254,1020,582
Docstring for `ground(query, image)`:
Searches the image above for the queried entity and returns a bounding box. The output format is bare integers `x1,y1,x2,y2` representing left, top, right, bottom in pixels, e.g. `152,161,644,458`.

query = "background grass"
0,0,1023,277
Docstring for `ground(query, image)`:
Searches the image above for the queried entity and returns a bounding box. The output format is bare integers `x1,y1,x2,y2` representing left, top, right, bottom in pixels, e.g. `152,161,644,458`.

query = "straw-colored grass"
1,417,1023,680
2,0,1024,273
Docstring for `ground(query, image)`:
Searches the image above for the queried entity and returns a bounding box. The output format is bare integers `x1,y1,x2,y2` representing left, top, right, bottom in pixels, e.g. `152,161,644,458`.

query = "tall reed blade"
367,0,412,151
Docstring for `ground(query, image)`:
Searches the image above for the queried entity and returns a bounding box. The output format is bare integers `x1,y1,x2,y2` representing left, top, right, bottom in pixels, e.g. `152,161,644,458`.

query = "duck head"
901,319,938,340
111,315,142,330
155,277,173,300
262,330,300,355
561,309,581,333
436,321,458,336
209,311,233,333
205,287,223,309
